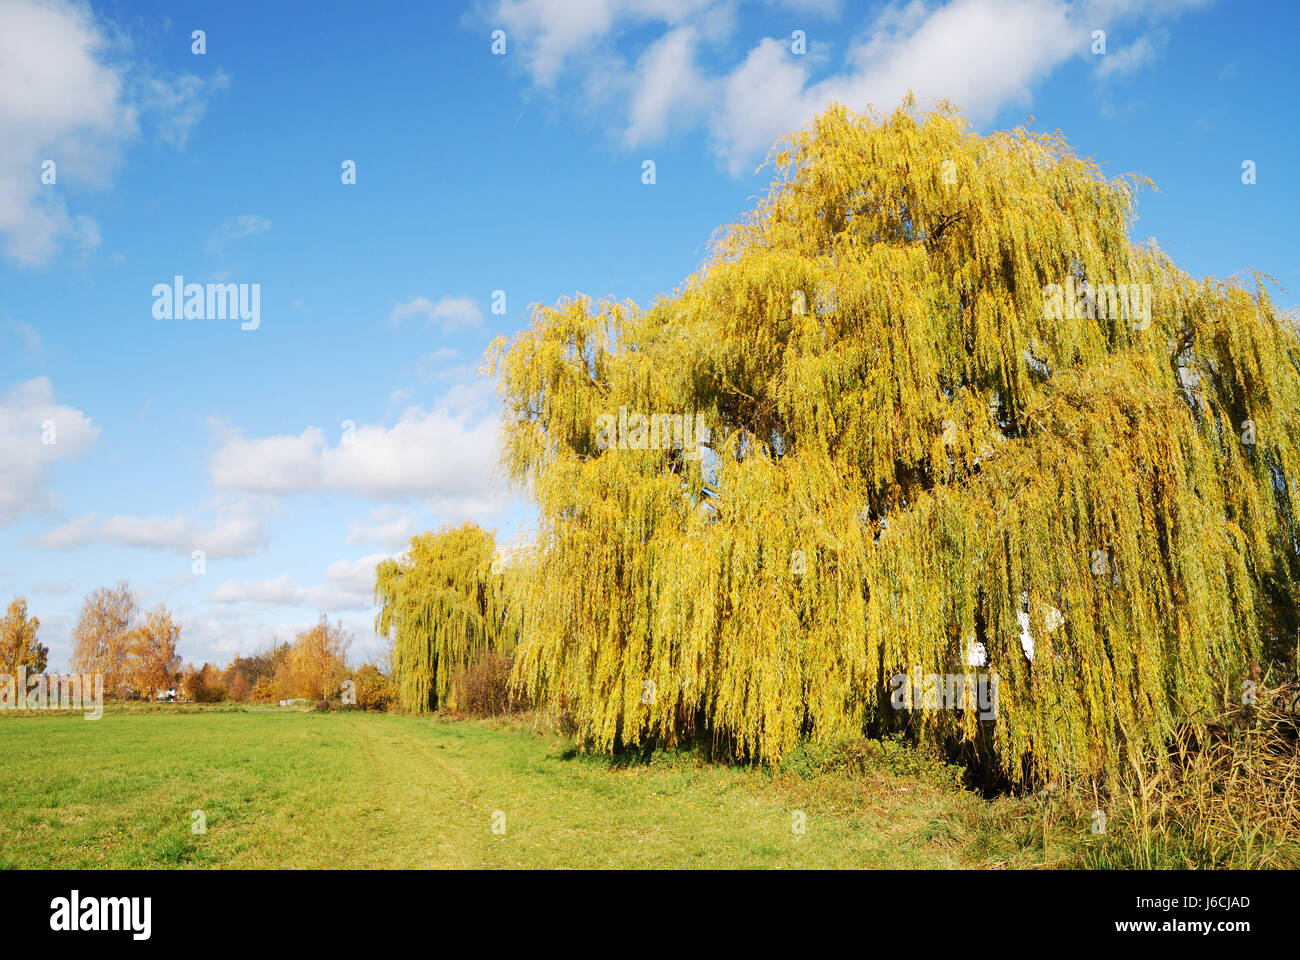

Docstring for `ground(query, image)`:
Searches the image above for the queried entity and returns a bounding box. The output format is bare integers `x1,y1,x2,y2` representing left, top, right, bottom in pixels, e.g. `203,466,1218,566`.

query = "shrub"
830,735,965,786
352,664,395,712
446,653,522,717
315,699,330,713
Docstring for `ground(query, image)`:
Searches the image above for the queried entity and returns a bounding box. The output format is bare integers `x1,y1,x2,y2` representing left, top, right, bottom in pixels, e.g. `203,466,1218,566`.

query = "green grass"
0,706,1087,868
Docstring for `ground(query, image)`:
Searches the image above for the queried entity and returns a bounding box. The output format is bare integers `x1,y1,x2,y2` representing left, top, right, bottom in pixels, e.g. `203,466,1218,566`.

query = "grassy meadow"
0,704,1096,869
3,705,1294,869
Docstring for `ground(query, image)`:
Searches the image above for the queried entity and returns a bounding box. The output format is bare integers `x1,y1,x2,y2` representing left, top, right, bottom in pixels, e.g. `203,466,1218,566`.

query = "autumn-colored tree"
275,616,351,701
0,597,47,675
233,641,289,690
227,669,251,702
351,663,395,711
121,605,183,699
195,662,226,702
70,582,137,697
489,99,1300,787
181,662,225,702
248,675,275,703
178,662,200,702
220,655,254,702
376,523,518,713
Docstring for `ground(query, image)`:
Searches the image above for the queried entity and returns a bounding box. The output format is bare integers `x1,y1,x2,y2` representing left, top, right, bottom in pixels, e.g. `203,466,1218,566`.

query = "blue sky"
1,0,1296,670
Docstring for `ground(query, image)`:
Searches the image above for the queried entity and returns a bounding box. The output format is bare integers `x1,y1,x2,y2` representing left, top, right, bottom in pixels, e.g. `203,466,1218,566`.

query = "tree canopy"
377,523,517,713
121,605,182,698
0,597,47,675
70,581,137,695
488,99,1300,785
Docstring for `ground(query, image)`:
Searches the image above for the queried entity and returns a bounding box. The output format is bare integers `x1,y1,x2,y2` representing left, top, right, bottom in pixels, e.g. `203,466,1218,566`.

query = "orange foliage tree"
0,597,47,675
274,616,352,700
121,605,183,699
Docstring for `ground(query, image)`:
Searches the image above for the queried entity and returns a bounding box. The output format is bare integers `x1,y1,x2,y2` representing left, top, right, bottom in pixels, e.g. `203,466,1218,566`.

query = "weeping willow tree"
376,523,517,714
489,99,1300,786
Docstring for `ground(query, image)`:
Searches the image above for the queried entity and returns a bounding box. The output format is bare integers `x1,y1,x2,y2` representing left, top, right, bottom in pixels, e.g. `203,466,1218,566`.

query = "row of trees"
188,616,357,703
5,582,392,709
152,614,393,707
180,622,391,709
385,99,1297,789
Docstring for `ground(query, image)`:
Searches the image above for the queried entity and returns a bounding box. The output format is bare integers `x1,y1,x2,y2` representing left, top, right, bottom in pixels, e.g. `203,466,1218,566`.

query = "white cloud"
490,0,1215,175
388,295,484,332
493,0,627,86
31,496,271,558
709,0,1089,173
206,574,301,608
166,610,266,663
209,402,506,515
710,37,809,173
0,0,228,266
206,213,271,253
0,0,132,265
624,26,713,144
0,377,98,525
30,580,75,595
208,553,390,612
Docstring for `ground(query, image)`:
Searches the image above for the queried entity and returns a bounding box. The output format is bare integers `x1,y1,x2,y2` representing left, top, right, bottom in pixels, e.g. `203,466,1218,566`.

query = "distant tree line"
3,582,394,710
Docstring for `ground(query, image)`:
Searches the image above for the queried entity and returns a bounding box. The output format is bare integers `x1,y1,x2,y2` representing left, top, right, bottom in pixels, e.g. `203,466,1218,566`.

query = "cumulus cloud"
209,403,506,515
0,377,98,525
624,26,713,144
0,0,132,264
208,553,390,612
0,0,228,266
388,295,484,332
489,0,1215,175
492,0,637,86
31,496,271,558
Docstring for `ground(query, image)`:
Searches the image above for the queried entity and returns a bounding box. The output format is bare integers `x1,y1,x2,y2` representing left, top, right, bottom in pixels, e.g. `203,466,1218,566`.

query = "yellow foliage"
377,523,518,713
0,597,47,675
491,100,1300,785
